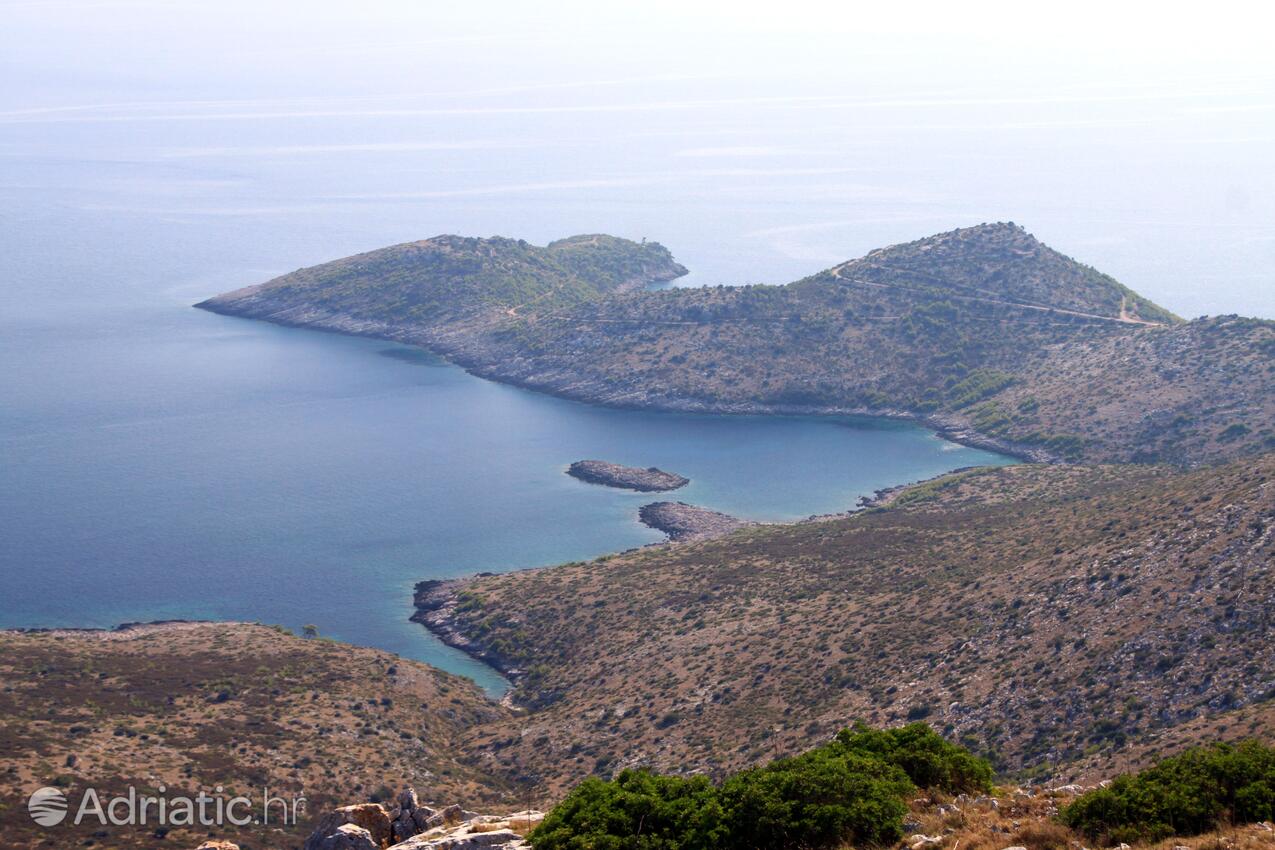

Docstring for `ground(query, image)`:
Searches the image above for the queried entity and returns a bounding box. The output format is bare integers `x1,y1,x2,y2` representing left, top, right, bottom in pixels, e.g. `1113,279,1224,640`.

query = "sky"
2,0,1273,317
4,0,1273,110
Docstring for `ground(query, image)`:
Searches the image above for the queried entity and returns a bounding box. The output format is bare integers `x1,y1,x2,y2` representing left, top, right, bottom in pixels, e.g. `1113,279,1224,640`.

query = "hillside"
196,233,687,332
419,455,1275,795
198,224,1274,466
0,623,514,850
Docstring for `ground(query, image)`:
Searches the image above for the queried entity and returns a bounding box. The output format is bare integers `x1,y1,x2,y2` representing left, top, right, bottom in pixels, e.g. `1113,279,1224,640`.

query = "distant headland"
196,225,1274,466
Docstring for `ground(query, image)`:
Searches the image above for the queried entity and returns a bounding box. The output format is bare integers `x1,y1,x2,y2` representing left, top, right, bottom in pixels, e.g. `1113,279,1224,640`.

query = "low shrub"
833,721,995,794
530,724,990,850
1060,740,1275,843
530,770,726,850
718,749,912,849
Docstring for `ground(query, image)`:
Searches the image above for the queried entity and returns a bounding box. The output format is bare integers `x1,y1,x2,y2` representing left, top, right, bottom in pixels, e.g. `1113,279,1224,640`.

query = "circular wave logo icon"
28,787,68,826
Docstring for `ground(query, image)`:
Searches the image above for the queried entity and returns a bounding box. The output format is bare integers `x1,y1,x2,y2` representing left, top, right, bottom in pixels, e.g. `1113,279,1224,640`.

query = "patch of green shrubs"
529,723,992,850
833,722,994,795
1061,740,1275,843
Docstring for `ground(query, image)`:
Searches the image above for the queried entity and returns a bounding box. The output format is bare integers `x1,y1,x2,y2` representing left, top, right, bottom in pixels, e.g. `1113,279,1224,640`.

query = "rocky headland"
566,459,688,492
637,500,754,542
196,224,1275,466
412,578,525,691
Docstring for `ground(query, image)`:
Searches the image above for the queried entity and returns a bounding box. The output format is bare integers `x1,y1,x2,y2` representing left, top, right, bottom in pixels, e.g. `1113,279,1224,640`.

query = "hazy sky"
2,0,1273,317
4,0,1273,109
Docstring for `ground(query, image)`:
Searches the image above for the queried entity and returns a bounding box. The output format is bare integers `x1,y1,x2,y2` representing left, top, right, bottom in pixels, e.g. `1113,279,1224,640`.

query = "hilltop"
196,233,686,336
418,455,1275,795
198,224,1274,465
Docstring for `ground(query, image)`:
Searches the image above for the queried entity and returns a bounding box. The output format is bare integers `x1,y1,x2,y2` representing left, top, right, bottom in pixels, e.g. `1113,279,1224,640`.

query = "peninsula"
197,224,1274,466
637,500,752,541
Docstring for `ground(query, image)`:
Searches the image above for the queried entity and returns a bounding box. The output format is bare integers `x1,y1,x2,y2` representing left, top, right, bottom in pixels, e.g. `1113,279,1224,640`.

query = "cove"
1,309,1012,696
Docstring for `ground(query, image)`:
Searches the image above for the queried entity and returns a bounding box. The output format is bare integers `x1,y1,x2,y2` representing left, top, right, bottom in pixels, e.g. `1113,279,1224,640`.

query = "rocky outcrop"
638,501,754,542
304,803,394,850
566,460,688,492
312,823,381,850
303,790,540,850
411,579,521,687
194,842,241,850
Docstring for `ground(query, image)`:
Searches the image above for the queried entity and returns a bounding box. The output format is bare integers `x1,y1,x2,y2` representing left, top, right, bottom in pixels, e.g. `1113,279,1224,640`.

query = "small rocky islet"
565,459,689,492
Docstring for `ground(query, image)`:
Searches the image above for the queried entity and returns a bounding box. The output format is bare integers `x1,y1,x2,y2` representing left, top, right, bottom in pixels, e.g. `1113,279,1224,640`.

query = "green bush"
530,725,989,850
1060,740,1275,843
530,770,726,850
947,368,1016,408
719,749,912,849
833,722,995,794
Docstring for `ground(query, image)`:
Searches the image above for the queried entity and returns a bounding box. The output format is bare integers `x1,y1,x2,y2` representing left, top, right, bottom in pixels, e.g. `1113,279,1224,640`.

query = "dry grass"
0,623,515,850
434,457,1275,796
894,791,1275,850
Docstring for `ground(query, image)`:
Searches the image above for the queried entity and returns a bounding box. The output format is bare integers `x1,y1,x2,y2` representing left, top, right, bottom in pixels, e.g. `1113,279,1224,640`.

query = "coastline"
193,300,1054,465
1,619,249,639
407,463,1010,702
411,578,528,704
194,302,1040,699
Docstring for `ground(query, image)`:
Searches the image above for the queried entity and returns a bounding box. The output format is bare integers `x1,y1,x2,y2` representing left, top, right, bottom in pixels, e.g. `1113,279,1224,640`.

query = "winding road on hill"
829,262,1164,326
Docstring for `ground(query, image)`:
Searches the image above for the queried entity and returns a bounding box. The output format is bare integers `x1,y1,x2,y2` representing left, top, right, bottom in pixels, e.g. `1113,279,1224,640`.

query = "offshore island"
566,459,689,492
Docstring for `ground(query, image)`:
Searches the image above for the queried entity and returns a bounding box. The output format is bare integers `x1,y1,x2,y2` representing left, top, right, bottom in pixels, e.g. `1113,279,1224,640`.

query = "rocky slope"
418,456,1275,795
0,623,514,850
195,233,686,357
197,224,1274,466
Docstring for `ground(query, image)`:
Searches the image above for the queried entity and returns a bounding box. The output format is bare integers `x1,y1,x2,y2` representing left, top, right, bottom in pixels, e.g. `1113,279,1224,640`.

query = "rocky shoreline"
193,301,1053,465
411,578,525,696
1,619,238,639
638,501,753,542
566,459,688,491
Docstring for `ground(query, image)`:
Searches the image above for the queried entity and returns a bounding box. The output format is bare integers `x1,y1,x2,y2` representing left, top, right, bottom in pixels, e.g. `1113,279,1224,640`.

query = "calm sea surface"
0,203,1011,695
